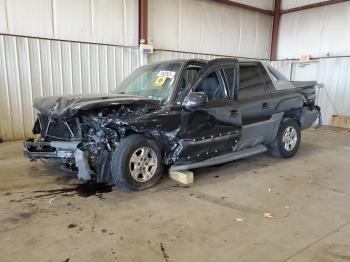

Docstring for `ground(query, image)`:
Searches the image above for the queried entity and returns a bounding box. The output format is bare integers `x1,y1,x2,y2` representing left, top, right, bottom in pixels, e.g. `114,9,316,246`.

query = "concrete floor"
0,128,350,262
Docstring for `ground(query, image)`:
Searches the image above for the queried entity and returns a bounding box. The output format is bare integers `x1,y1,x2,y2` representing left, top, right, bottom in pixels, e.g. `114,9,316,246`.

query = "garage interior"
0,0,350,261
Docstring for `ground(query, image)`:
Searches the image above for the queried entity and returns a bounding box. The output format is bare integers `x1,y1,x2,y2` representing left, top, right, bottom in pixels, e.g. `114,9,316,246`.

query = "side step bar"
170,144,268,171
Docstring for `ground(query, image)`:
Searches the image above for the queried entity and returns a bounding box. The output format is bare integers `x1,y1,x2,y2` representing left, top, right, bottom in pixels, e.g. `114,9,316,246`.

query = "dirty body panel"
24,58,320,186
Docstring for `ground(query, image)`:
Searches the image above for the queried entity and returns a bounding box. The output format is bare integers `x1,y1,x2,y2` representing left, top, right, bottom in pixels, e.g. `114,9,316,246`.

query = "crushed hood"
33,93,160,119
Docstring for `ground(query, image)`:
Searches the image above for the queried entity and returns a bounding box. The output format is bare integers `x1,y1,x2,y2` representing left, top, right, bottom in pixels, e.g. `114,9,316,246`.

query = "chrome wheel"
129,146,158,182
282,126,298,151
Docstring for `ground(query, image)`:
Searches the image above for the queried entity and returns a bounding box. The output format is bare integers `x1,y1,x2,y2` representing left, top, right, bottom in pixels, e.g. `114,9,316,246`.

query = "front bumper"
24,139,92,180
24,139,79,160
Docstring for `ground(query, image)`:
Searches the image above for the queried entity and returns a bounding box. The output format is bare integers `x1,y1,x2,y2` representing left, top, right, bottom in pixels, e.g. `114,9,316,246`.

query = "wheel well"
283,108,302,126
124,129,140,137
124,129,159,143
123,129,170,162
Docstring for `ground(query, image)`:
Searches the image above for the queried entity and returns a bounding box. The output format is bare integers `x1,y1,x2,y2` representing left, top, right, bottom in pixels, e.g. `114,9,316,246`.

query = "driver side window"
194,72,228,100
175,65,202,102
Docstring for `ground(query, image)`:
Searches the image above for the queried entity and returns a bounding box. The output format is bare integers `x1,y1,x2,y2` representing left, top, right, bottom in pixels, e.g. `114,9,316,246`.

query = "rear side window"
239,65,265,99
266,64,288,82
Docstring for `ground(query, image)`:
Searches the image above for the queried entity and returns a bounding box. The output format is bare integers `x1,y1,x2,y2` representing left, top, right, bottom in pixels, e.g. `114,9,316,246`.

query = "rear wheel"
269,118,301,158
111,135,163,191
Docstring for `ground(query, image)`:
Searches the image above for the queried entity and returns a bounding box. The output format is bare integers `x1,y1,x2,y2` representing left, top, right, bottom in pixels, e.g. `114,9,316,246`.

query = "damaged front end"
24,94,162,184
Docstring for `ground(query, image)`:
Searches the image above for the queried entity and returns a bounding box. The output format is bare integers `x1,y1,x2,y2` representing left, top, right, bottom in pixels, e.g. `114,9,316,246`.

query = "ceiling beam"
139,0,148,44
213,0,274,15
270,0,281,60
281,0,350,14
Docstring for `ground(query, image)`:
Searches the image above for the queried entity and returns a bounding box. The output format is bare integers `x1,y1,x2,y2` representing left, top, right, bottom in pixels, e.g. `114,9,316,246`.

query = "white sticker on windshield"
157,70,176,79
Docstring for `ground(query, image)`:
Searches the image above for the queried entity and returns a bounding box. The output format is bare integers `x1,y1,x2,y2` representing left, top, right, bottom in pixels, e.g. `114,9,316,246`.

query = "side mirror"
183,92,208,108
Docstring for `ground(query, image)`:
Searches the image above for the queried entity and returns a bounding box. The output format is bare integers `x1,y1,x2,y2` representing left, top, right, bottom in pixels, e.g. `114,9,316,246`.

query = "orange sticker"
154,76,166,87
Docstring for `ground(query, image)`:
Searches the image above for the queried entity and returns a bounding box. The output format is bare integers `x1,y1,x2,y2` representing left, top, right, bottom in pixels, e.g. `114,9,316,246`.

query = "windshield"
113,62,183,103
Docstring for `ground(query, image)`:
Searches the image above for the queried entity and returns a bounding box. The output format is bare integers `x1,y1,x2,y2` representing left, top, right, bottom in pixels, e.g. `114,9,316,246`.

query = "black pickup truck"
24,58,320,191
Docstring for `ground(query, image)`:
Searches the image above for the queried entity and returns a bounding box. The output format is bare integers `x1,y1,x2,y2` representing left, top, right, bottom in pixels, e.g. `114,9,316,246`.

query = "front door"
174,59,242,164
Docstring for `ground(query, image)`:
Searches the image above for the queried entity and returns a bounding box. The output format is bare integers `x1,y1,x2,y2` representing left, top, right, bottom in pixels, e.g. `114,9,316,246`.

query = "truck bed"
291,81,317,102
292,81,317,89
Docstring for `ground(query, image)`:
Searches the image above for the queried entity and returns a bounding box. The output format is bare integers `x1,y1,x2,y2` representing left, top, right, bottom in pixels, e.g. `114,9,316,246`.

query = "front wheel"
111,135,163,191
269,118,301,158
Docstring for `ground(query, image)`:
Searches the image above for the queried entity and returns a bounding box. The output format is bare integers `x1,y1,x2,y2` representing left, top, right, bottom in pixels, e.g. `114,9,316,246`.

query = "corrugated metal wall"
148,0,273,59
0,0,140,141
271,58,350,125
276,1,350,126
0,35,140,141
277,1,350,59
0,0,138,46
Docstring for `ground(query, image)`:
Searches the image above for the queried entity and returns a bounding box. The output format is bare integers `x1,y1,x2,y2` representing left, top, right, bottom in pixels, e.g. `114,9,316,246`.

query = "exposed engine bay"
26,101,175,184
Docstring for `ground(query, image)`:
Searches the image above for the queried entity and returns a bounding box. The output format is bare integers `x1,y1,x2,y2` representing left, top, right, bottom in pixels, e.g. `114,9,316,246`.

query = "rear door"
237,63,274,125
175,59,242,164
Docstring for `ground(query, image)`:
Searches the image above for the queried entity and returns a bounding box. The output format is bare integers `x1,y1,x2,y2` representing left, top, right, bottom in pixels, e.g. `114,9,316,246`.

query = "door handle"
261,102,269,109
230,110,239,117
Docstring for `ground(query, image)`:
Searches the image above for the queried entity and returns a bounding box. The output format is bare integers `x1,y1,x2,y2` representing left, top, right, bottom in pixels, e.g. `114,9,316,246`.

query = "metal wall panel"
201,1,224,54
281,0,329,10
92,0,125,48
3,36,24,140
148,0,273,59
124,0,139,46
6,0,53,37
0,36,13,140
0,0,138,47
277,1,350,59
271,58,350,125
0,35,140,141
0,0,8,33
221,6,241,55
54,0,92,43
230,0,274,10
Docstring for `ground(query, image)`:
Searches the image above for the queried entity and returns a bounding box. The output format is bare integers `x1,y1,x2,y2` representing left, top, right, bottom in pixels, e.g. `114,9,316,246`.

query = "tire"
269,118,301,158
111,134,163,191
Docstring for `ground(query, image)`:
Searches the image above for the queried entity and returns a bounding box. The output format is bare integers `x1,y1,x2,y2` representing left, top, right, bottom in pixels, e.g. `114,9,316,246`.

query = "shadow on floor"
8,182,114,203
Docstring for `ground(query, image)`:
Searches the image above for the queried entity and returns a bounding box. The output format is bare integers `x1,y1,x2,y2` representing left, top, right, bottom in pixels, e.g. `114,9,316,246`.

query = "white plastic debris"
263,212,273,218
236,218,244,222
49,197,56,204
